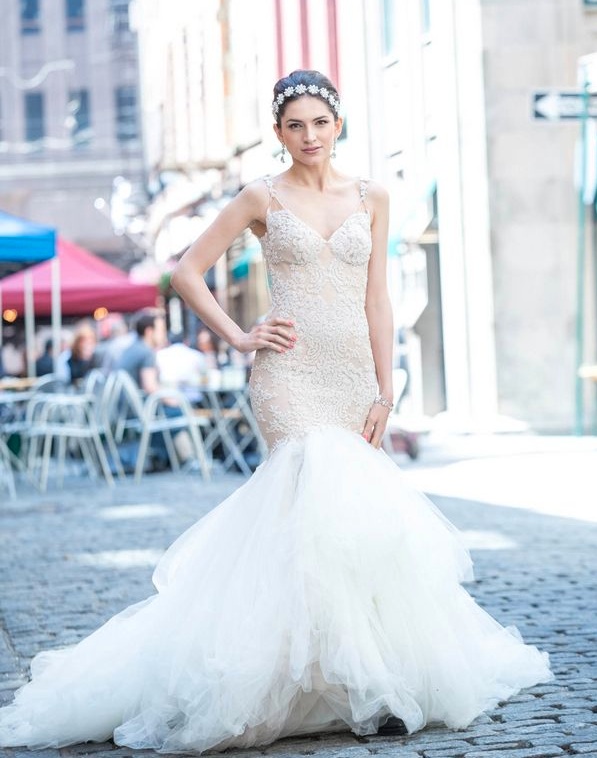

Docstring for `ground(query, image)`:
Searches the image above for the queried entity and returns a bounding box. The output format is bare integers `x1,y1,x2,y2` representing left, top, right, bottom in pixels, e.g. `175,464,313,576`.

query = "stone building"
480,0,597,432
0,0,145,265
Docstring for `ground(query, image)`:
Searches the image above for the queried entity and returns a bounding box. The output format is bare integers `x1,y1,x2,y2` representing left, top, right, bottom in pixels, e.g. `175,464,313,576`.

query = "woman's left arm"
363,182,394,448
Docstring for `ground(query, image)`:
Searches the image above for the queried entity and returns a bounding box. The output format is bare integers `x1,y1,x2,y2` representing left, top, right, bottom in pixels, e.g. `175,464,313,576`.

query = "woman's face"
274,95,342,165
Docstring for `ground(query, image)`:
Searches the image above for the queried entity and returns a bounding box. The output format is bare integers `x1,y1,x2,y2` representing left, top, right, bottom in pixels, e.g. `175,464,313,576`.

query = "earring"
331,138,337,159
280,144,287,163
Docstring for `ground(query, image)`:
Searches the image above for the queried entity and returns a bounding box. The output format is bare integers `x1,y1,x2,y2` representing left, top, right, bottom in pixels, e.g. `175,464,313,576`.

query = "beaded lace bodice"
249,176,378,451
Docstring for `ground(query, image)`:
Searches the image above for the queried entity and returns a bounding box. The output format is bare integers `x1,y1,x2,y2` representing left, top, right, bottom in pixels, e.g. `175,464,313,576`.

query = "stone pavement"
0,436,596,758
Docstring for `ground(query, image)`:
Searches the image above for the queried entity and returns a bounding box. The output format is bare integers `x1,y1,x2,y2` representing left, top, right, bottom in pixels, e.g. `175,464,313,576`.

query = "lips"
302,147,321,154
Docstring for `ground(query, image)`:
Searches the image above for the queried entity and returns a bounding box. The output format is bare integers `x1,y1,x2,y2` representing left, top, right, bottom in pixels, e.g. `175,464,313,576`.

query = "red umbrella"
0,237,157,316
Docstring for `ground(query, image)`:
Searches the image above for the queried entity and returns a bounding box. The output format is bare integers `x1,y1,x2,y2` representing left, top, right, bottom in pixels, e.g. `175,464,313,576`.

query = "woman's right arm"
171,182,295,354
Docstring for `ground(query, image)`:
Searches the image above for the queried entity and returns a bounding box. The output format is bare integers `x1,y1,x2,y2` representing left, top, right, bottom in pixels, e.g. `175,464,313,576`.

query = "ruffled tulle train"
0,427,552,752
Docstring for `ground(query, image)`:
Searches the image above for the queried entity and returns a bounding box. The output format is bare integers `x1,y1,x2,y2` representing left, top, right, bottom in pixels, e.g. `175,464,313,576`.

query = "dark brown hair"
273,70,340,126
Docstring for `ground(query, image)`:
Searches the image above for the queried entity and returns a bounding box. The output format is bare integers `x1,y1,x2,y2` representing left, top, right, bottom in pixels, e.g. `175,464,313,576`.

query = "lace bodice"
249,176,378,451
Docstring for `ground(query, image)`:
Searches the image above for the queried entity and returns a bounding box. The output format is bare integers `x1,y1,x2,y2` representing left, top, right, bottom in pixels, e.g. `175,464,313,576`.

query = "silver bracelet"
373,394,393,410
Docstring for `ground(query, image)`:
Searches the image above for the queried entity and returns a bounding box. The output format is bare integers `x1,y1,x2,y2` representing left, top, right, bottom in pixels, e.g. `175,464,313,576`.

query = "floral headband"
272,84,341,118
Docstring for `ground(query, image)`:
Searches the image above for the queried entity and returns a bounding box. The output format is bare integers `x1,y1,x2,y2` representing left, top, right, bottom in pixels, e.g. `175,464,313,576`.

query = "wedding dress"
0,177,552,753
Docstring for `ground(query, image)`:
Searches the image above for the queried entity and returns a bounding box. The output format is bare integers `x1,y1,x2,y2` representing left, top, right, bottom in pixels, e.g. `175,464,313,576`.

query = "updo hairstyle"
272,70,340,126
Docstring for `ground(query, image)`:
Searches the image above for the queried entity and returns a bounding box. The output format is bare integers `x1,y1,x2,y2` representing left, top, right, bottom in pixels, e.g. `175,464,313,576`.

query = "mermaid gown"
0,177,552,753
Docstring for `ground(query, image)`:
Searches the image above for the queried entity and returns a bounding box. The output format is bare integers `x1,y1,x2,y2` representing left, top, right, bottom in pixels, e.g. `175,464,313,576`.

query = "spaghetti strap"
358,178,370,212
263,175,284,212
263,174,275,198
359,178,369,201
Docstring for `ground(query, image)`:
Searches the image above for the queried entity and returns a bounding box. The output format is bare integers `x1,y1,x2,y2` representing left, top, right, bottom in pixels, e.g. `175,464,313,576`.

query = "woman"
0,70,552,753
66,323,97,386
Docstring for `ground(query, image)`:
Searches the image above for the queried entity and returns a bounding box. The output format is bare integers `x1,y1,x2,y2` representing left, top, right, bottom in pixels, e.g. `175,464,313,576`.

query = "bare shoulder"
234,177,270,223
237,177,273,232
364,179,389,207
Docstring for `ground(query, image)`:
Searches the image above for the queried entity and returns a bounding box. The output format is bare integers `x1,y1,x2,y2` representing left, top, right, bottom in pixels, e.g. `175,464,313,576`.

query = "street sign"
533,90,597,120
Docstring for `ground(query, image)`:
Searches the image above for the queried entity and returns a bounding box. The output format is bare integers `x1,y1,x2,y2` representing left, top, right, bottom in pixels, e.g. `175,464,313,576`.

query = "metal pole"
575,76,589,435
51,256,61,373
24,270,36,378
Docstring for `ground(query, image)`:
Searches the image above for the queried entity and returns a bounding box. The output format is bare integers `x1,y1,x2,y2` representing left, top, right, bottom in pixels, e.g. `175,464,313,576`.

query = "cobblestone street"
0,438,596,758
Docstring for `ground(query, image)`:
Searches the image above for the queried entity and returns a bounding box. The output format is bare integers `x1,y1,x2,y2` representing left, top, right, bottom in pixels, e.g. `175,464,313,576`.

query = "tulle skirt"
0,426,552,753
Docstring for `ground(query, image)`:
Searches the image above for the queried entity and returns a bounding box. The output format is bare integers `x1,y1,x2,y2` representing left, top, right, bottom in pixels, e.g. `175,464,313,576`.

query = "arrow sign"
533,90,597,120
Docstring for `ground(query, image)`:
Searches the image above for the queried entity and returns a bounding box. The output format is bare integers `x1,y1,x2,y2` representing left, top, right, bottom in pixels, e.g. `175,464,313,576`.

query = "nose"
304,125,316,143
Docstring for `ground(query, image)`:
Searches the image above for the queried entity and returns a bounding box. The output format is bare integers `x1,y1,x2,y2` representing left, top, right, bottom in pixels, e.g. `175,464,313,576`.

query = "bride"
0,69,552,754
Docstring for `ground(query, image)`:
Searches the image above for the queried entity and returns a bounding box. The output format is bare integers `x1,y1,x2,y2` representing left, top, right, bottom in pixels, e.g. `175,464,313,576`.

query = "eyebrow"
284,115,330,124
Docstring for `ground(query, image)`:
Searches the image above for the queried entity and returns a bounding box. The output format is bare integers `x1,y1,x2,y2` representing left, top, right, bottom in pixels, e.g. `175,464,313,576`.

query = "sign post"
575,54,597,434
533,90,597,120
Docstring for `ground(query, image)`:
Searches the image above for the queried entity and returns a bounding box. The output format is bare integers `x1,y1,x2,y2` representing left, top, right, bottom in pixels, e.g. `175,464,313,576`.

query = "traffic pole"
575,74,589,435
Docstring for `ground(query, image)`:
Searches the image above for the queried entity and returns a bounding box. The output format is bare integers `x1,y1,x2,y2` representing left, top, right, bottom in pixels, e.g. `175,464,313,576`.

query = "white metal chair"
197,386,266,475
105,371,211,482
0,438,16,499
24,393,115,491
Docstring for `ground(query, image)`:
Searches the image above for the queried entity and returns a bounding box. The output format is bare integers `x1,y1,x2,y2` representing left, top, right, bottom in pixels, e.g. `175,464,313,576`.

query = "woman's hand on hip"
236,318,297,354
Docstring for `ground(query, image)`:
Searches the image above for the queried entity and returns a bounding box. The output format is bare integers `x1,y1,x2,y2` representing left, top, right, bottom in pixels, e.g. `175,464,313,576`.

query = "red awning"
0,238,157,316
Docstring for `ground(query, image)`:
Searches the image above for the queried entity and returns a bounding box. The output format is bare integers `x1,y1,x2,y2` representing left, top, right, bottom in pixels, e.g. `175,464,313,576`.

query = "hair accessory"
373,394,393,410
272,85,340,117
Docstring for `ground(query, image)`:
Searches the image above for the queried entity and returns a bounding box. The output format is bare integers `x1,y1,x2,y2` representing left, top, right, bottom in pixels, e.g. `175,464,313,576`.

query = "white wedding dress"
0,177,552,753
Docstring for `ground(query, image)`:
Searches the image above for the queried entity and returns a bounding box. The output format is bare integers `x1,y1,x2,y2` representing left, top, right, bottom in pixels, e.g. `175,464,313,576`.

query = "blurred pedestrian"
0,342,25,378
115,309,165,394
115,309,189,469
195,326,222,369
55,322,97,386
96,316,134,376
157,332,206,404
35,339,54,377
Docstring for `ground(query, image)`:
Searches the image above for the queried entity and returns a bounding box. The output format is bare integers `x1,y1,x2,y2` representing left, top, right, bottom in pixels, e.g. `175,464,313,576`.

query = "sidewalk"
0,434,596,758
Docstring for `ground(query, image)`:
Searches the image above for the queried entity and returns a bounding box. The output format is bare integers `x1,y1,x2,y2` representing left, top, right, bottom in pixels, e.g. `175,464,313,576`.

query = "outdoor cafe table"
0,377,37,392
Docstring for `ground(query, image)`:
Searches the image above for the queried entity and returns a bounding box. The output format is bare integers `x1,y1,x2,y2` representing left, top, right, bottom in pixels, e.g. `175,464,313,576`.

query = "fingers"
362,409,389,448
253,319,297,353
362,416,377,445
266,318,297,352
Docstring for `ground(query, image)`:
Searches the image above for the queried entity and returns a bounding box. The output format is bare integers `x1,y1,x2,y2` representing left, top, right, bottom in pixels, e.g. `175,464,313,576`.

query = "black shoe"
377,716,408,736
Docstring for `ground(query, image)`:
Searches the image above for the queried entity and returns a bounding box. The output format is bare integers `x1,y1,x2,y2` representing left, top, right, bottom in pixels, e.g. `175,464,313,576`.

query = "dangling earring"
280,143,287,163
331,138,337,159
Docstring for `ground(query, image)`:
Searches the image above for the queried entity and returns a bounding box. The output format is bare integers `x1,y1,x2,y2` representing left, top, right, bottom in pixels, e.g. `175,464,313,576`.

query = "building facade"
480,0,597,432
133,0,596,432
0,0,145,263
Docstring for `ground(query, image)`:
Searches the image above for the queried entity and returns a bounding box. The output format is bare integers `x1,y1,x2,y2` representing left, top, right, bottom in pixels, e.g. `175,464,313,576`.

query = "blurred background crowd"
1,0,597,438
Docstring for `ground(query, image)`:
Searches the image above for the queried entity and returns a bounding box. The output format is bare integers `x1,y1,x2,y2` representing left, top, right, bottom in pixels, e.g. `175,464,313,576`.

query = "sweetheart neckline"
265,207,370,244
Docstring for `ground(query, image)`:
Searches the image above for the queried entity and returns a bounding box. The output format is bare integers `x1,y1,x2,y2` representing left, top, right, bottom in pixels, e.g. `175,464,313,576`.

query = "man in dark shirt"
35,339,54,377
115,309,184,470
116,310,166,393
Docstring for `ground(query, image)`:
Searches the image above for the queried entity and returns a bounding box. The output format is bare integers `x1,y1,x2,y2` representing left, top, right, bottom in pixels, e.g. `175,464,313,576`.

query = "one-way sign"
533,90,597,120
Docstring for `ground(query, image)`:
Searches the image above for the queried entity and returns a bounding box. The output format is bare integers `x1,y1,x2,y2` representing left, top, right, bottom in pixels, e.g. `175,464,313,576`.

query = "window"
110,0,130,34
21,0,40,35
421,0,430,35
68,89,90,146
381,0,399,59
115,85,138,142
25,92,44,143
66,0,85,32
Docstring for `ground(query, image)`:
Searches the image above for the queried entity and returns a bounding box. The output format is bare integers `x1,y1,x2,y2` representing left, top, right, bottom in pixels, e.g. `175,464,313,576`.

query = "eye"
288,123,302,129
316,119,329,126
